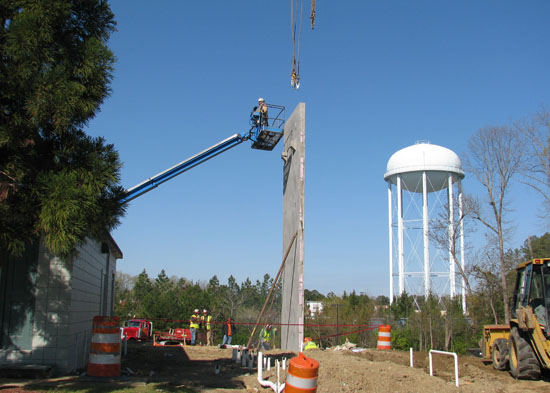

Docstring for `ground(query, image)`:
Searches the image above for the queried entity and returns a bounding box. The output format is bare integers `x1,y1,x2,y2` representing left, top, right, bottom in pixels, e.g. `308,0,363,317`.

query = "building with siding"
0,235,122,374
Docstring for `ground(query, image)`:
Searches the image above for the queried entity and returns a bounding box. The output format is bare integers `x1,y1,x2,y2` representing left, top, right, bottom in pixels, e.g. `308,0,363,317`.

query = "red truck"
121,318,153,341
154,328,191,345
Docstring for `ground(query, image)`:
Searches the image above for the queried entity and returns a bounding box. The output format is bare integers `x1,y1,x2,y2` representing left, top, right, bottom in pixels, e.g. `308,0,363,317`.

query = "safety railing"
250,104,286,130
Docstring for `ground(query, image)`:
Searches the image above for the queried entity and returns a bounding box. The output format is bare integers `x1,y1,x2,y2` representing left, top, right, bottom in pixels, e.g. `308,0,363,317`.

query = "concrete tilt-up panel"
281,103,305,351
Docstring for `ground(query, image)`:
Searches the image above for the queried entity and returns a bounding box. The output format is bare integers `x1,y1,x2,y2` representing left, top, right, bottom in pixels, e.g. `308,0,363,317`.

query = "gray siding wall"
69,239,117,371
0,237,118,374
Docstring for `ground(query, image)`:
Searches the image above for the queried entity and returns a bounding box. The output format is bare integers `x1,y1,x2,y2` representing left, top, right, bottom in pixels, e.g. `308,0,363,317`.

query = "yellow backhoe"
483,258,550,379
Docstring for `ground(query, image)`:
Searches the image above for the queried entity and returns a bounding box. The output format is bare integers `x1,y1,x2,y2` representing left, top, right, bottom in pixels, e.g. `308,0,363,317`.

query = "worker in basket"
251,97,269,127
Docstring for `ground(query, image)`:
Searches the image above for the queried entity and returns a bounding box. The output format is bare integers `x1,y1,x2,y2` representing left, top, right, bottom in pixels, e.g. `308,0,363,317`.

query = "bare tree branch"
515,108,550,220
463,125,525,323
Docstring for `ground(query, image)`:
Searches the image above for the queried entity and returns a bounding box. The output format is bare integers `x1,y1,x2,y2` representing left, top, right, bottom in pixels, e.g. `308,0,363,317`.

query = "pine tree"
133,270,152,316
0,0,125,256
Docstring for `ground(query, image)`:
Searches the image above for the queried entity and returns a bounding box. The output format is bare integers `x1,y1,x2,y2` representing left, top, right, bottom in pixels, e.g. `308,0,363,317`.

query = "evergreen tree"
304,289,325,301
0,0,125,256
375,295,390,306
146,270,179,330
390,291,414,320
133,269,152,316
521,233,550,259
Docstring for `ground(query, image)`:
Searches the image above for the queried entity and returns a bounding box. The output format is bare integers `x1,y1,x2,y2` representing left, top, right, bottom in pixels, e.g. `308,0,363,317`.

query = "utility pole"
331,303,343,345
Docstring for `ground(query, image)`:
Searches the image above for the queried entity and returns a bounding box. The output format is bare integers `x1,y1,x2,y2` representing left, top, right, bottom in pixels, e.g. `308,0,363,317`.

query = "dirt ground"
2,340,550,392
122,341,550,392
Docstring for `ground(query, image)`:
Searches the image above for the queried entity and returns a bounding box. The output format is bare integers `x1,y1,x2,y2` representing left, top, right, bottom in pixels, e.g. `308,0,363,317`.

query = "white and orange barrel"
285,352,319,393
88,316,121,377
377,324,392,350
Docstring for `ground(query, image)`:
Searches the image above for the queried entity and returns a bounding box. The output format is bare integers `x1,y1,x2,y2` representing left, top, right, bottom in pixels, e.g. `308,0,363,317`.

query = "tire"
509,327,541,380
492,338,509,370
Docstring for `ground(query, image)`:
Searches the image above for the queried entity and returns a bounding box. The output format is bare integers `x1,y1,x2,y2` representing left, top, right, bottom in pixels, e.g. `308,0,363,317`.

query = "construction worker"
221,317,235,346
190,309,200,345
201,309,213,346
303,337,318,350
259,324,272,350
252,98,268,127
257,97,268,126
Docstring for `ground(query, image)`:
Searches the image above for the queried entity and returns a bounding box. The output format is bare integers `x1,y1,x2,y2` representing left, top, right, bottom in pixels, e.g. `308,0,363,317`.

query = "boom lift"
120,104,285,204
483,258,550,380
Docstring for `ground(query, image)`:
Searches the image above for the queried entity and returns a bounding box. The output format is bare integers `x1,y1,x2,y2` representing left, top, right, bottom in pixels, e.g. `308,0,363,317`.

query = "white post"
422,171,430,298
410,347,413,367
276,359,280,392
448,174,455,298
429,349,459,387
397,175,405,295
388,182,394,303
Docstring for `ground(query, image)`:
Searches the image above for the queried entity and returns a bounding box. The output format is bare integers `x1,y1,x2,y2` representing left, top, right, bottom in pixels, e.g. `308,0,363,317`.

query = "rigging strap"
310,0,316,29
290,0,303,89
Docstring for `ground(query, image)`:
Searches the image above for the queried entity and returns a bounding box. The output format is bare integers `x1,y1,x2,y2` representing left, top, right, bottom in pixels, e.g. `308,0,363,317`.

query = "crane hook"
291,69,300,90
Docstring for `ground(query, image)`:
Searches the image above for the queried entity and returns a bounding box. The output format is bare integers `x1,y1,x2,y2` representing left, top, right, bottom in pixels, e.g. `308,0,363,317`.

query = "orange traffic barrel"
377,324,392,350
88,316,121,377
285,352,319,393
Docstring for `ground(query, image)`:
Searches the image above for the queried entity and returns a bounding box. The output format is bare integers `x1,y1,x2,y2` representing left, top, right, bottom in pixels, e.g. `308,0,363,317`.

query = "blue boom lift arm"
120,104,285,205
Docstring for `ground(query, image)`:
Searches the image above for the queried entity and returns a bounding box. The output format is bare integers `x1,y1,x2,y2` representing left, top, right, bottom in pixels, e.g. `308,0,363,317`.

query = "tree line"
114,231,549,353
115,270,283,346
113,271,470,352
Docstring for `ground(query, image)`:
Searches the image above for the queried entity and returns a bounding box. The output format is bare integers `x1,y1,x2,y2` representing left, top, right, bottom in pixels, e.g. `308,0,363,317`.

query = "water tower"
384,142,466,310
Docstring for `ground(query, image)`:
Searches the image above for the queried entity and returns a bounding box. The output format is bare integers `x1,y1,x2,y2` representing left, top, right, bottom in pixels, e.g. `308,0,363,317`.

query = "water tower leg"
423,171,430,298
448,174,455,298
388,183,394,303
397,176,405,296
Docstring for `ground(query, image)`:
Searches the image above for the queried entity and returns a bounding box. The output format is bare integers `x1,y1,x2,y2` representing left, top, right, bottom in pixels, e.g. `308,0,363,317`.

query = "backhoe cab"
483,258,550,380
249,103,285,151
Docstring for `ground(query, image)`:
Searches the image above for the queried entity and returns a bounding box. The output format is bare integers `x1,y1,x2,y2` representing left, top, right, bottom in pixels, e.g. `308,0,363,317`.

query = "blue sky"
87,1,550,297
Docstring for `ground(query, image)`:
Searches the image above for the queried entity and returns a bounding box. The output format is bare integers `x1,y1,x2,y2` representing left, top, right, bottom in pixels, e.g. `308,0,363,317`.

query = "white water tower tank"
384,142,466,310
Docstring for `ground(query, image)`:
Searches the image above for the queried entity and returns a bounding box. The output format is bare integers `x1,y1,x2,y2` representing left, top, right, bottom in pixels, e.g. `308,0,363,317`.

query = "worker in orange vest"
221,317,235,346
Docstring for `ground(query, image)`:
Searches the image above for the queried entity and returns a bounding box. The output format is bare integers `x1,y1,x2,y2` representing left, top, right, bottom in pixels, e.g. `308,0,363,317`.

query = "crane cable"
290,0,303,89
310,0,316,29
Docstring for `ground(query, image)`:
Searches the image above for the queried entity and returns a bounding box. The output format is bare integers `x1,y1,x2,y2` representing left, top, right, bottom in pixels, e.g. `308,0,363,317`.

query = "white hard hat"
194,309,199,313
258,97,265,102
203,309,208,313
